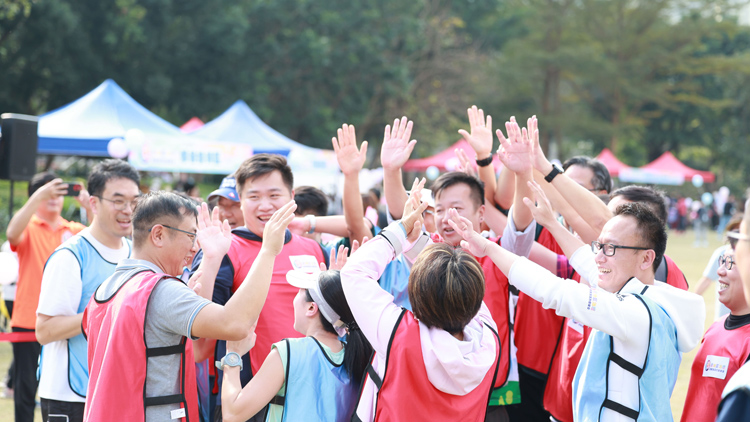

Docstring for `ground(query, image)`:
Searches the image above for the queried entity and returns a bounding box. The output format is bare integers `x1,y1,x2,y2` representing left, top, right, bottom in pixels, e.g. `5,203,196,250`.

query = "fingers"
458,129,471,142
359,140,368,157
319,262,328,271
351,239,360,255
383,124,391,142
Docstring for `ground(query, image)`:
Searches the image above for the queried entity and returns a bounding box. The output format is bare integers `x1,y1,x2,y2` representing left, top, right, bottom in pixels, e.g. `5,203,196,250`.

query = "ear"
477,203,486,224
290,188,295,199
641,249,656,271
89,195,99,216
150,225,167,248
305,302,319,318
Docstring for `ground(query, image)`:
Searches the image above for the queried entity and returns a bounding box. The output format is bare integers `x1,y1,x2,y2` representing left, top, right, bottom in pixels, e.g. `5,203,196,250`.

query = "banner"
127,134,253,174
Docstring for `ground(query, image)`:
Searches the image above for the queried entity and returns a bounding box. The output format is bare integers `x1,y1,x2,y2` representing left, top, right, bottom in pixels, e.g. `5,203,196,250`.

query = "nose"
258,198,274,212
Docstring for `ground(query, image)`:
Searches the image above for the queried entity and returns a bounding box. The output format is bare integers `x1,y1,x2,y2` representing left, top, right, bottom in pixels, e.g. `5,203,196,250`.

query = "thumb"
191,282,202,295
460,240,470,250
458,129,470,141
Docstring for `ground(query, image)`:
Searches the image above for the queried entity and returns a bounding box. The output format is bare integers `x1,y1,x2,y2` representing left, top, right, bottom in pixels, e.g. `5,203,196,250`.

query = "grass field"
0,228,726,421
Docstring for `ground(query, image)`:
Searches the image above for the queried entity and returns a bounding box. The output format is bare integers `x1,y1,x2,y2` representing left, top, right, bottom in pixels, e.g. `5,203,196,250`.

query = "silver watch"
216,352,243,370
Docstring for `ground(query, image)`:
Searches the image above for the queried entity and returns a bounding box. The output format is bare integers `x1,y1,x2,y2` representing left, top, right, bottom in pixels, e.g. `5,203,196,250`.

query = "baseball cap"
286,269,347,336
208,176,239,202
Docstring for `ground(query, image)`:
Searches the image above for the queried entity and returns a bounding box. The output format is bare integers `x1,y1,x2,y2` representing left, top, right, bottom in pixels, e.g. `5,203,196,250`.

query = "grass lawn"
0,228,726,420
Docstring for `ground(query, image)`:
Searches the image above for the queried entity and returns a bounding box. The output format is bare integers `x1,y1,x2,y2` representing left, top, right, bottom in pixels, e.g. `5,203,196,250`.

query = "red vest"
477,244,511,388
82,271,198,422
226,233,325,373
514,228,566,374
371,310,500,421
542,272,591,422
663,255,689,290
681,316,750,422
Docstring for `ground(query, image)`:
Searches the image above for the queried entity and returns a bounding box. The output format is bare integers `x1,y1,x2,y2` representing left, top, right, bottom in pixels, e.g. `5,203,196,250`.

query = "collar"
115,258,163,274
231,227,292,244
31,214,64,229
617,277,648,295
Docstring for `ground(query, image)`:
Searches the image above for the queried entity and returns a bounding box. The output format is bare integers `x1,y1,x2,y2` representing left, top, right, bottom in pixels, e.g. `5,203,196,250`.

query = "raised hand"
380,116,416,170
496,116,533,174
261,200,297,256
327,244,350,271
458,105,493,159
522,180,558,228
525,115,551,173
401,178,428,242
455,148,478,178
197,202,233,258
34,178,68,201
447,208,492,257
332,123,368,175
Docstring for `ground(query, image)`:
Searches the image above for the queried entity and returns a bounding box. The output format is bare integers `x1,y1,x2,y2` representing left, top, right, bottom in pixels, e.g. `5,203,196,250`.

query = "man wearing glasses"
35,159,140,422
453,192,705,421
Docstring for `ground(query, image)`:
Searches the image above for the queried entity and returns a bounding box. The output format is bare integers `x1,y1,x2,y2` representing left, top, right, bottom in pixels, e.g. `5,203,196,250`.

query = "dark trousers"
505,365,551,422
4,300,14,389
41,398,85,422
12,327,40,422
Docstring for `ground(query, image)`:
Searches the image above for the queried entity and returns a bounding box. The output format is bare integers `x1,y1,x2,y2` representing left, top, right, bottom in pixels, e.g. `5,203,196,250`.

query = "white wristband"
305,214,316,234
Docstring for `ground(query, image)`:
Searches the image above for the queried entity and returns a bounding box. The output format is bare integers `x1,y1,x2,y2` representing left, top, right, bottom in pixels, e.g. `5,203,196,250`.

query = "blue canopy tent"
188,100,291,156
37,79,183,156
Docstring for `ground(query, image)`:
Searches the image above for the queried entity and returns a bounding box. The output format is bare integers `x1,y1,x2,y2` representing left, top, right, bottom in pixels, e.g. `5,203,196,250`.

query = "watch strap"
544,165,563,183
216,352,243,370
476,155,494,167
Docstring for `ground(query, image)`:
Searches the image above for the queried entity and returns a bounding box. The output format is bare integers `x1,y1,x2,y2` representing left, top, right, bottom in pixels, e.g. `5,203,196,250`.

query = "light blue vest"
39,235,131,398
271,337,357,422
379,256,412,310
573,293,680,421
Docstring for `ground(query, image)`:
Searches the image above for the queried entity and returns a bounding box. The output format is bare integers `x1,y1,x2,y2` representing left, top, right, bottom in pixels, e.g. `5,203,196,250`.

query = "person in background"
208,175,243,230
36,160,140,422
5,172,88,422
694,216,742,320
681,231,750,422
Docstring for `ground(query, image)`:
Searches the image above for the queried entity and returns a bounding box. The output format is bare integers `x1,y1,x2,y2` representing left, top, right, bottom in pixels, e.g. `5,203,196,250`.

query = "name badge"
703,355,730,380
171,408,186,420
289,255,319,272
567,318,584,334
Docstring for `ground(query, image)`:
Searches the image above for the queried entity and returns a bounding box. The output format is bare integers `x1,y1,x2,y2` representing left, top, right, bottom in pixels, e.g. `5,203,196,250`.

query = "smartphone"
65,182,83,197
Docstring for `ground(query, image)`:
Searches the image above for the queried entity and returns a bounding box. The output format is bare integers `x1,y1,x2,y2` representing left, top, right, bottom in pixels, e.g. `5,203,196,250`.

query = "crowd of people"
3,108,750,422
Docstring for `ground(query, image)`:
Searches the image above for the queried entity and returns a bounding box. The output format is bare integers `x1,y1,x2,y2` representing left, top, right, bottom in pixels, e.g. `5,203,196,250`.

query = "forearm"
483,204,508,236
533,171,601,244
35,313,83,345
477,163,497,206
543,217,587,259
494,167,515,210
512,170,534,231
194,254,224,301
221,366,246,422
6,199,39,244
539,162,612,233
341,173,371,243
383,169,408,220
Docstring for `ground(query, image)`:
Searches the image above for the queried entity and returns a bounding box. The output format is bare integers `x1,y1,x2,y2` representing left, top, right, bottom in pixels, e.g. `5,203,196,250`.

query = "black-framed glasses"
727,230,749,250
719,254,735,271
96,195,139,211
149,224,197,247
591,240,650,257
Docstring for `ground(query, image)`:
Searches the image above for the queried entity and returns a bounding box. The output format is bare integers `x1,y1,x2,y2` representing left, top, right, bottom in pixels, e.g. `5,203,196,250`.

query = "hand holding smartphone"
64,182,83,197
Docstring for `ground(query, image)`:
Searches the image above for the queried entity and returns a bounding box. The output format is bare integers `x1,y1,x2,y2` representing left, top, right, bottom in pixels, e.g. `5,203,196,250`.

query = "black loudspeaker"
0,113,39,181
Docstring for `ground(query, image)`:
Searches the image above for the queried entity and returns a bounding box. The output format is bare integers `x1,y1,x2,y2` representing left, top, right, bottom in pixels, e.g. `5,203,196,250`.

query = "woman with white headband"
219,251,373,422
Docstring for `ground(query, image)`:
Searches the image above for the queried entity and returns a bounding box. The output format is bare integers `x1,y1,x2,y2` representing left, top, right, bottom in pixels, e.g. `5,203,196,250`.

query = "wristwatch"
216,352,243,370
544,164,563,183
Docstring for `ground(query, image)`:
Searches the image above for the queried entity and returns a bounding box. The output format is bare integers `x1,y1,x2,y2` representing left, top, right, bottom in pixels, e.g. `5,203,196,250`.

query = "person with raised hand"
449,180,704,421
380,116,417,221
341,182,500,422
220,241,373,422
82,194,297,422
459,105,497,206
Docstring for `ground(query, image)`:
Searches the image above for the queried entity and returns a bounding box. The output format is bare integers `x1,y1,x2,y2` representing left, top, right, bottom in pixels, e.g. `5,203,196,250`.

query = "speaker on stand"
0,113,40,219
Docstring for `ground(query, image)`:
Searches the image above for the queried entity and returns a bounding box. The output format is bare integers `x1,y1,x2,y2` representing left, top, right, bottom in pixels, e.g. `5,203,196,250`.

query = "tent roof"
595,148,630,177
188,100,292,156
180,117,204,133
403,139,502,172
641,151,715,183
37,79,182,156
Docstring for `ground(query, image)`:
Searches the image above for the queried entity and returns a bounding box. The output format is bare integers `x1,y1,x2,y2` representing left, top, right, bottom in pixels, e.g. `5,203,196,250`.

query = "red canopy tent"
641,151,715,183
595,148,630,177
402,139,502,172
180,117,204,133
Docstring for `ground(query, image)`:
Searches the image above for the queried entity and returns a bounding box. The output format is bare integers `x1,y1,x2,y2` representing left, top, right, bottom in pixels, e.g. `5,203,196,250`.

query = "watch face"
225,353,241,366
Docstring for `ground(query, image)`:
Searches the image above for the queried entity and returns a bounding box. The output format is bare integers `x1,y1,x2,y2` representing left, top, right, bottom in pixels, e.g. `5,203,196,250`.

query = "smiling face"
736,216,750,306
292,288,313,335
239,170,293,237
434,183,484,247
91,177,141,242
164,214,199,276
216,196,244,229
594,215,653,293
716,249,750,314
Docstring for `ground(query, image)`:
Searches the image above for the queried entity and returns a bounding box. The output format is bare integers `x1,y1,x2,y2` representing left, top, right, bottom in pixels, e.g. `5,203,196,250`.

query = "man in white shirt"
35,159,141,422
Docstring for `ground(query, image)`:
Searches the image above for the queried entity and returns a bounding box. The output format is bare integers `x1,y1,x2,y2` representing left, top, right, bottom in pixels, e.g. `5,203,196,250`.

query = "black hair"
613,202,667,273
430,172,485,211
132,191,198,248
610,185,668,225
562,156,613,194
87,159,141,197
28,172,57,197
304,270,373,385
235,154,293,193
294,186,329,216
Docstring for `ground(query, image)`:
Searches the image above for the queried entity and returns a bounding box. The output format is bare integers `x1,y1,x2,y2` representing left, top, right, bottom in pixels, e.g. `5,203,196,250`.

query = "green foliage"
1,0,750,188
